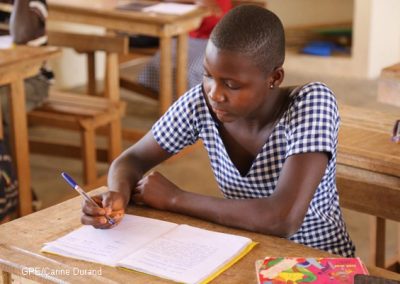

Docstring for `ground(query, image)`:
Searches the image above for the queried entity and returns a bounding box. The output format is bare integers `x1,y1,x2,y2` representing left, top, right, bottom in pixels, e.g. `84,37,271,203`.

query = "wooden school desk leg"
87,51,96,96
9,79,32,216
1,270,12,284
104,53,120,103
176,33,188,98
0,99,3,140
159,36,172,115
81,125,97,186
398,224,400,271
108,116,122,163
105,52,122,161
370,216,386,267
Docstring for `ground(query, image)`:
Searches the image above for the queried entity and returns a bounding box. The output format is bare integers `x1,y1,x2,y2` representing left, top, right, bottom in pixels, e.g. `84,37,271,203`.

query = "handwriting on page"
133,238,218,274
47,215,176,266
119,224,251,283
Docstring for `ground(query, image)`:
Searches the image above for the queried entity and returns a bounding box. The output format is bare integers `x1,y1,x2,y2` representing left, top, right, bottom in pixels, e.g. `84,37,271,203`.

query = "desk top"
48,0,208,28
338,104,400,178
0,45,60,76
0,187,399,283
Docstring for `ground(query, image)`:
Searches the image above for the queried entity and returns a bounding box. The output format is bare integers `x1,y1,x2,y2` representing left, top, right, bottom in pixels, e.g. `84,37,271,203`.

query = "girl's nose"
208,83,225,103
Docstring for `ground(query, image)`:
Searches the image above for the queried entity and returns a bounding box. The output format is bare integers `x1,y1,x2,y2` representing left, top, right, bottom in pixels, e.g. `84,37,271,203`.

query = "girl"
82,5,355,257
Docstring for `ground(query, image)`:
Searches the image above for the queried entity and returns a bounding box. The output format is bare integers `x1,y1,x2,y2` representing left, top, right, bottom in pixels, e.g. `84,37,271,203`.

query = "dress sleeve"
151,86,203,154
286,82,339,159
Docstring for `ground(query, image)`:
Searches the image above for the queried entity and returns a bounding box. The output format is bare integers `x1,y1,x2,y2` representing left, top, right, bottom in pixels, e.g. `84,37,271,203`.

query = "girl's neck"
235,87,291,133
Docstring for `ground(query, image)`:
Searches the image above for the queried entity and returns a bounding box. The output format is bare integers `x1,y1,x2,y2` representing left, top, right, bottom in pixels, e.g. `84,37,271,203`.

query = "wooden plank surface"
338,104,400,178
48,0,207,36
0,187,399,283
337,104,400,269
0,46,60,74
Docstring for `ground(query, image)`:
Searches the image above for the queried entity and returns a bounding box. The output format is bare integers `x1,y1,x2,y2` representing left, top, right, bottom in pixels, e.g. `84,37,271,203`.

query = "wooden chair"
337,104,400,271
28,31,128,186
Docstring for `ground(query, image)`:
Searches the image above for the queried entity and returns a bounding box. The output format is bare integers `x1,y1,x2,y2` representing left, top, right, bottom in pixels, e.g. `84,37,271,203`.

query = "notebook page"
142,3,198,15
0,36,12,49
42,215,177,266
118,224,252,284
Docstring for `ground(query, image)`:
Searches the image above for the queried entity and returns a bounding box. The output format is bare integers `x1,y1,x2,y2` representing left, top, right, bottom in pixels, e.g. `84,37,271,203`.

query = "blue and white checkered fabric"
152,82,355,257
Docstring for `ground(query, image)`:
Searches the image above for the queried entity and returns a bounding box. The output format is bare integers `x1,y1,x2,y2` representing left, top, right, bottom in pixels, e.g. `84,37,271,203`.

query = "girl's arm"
81,132,173,228
108,132,173,207
10,0,45,44
135,139,329,238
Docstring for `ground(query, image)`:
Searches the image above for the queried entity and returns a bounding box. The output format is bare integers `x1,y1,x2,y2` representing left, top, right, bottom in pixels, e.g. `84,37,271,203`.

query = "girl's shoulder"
281,82,339,125
291,82,336,103
168,84,210,122
286,82,338,112
174,84,205,108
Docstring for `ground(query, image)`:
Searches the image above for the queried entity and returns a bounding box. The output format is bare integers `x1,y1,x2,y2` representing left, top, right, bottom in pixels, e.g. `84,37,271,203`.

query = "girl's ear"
269,67,284,89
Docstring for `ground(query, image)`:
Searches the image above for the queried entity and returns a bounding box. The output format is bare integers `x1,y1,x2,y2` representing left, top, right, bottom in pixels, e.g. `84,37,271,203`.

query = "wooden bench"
28,31,128,186
337,104,400,271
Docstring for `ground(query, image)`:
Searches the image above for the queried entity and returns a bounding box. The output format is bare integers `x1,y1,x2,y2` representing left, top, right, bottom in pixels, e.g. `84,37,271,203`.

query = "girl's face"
202,41,280,123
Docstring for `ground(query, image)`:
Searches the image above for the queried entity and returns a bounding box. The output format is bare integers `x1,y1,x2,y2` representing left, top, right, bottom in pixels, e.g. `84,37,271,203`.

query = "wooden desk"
0,187,399,283
337,104,400,267
0,45,61,216
338,104,400,178
47,0,207,115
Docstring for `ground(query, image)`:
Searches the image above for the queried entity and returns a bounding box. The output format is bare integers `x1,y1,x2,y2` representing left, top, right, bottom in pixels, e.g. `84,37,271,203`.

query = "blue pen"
61,172,115,225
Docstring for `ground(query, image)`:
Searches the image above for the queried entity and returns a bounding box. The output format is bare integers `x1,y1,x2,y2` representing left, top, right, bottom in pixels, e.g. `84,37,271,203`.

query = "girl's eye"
203,73,212,78
225,81,241,90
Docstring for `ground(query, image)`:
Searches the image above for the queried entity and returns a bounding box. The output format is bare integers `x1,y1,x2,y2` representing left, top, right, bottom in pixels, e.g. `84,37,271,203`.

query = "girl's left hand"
133,171,183,210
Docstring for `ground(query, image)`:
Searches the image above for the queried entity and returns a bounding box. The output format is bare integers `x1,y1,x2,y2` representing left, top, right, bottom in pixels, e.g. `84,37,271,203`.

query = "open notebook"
42,215,255,284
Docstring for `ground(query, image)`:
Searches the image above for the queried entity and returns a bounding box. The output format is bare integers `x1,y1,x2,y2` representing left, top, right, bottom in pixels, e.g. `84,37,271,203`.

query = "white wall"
364,0,400,77
47,21,106,90
267,0,353,28
270,0,400,79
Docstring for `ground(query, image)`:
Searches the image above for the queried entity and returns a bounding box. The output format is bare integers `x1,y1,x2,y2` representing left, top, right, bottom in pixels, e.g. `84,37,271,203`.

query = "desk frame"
48,1,206,115
0,46,61,216
337,104,400,269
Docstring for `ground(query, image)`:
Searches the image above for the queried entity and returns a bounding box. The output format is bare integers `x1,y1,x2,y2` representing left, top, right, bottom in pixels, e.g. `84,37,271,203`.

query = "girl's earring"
270,84,274,89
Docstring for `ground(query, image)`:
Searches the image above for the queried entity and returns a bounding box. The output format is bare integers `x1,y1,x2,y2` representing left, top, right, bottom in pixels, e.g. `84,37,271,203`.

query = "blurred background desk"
47,0,207,124
0,186,399,283
0,45,61,216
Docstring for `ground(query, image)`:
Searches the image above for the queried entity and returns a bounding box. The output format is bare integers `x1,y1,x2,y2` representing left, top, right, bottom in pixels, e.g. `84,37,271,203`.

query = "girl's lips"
213,108,229,115
210,104,228,113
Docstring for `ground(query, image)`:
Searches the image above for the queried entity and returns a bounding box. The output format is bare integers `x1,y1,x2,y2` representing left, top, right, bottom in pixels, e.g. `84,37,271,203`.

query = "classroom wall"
267,0,353,28
350,0,400,78
362,0,400,77
275,0,400,79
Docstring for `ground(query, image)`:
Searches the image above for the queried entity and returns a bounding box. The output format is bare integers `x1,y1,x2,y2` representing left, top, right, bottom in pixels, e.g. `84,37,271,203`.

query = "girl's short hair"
210,5,285,74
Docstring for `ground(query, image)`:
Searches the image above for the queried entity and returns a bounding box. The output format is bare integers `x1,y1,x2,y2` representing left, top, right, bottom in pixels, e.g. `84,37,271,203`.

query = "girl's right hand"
81,191,126,229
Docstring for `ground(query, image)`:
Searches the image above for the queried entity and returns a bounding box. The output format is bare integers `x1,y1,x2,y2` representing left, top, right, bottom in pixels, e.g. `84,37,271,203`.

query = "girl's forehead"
204,42,267,78
205,42,243,62
205,43,253,69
